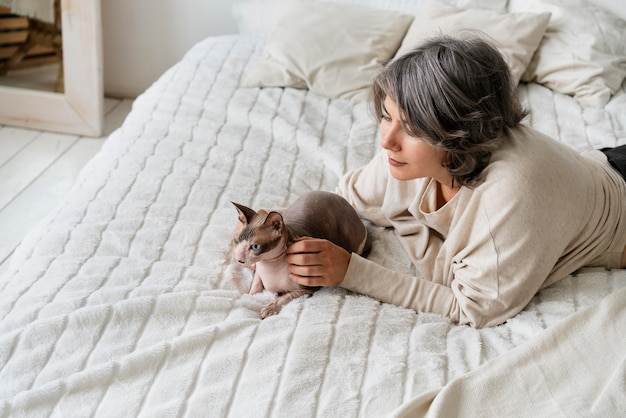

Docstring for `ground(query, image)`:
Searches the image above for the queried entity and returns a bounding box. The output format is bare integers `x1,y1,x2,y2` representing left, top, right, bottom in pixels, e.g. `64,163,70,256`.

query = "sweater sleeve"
341,254,461,323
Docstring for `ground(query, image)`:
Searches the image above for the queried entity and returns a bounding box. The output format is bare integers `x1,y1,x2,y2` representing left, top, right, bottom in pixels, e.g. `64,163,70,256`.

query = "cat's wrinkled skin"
231,191,370,319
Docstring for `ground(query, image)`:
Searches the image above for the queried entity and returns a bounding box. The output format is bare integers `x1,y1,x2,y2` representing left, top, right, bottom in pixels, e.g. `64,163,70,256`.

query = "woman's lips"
388,157,406,167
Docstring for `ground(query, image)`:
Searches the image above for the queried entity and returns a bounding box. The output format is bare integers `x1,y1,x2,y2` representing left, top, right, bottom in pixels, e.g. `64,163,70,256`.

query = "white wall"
102,0,240,98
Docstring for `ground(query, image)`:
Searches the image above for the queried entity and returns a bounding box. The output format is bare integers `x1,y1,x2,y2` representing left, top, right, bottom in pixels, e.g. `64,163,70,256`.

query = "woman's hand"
285,238,351,287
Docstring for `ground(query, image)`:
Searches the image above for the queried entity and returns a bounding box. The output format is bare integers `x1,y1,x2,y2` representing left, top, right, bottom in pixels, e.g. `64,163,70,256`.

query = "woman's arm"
286,238,467,325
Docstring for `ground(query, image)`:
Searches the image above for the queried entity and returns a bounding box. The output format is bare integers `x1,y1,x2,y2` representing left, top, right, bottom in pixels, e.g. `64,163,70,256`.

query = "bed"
1,0,625,416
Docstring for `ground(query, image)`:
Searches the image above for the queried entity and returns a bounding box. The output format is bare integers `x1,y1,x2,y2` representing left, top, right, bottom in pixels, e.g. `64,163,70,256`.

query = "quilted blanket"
1,36,625,417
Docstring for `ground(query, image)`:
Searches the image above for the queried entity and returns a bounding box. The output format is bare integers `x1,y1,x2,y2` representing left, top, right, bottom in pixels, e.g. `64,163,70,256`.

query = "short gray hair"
372,33,528,187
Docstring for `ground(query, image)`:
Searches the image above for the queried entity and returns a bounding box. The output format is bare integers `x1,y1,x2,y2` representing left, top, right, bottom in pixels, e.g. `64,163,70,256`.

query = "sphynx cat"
231,191,370,318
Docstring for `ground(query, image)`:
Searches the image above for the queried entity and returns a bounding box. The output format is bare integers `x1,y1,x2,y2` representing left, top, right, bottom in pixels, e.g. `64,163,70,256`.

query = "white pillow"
509,0,626,108
232,0,508,38
394,0,551,85
241,1,414,101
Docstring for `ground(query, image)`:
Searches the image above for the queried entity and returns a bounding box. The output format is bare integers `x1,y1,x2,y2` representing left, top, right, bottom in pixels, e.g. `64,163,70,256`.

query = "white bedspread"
1,36,625,417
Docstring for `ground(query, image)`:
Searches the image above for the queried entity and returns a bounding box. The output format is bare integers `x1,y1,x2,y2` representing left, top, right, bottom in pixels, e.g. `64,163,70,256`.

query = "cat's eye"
250,244,261,251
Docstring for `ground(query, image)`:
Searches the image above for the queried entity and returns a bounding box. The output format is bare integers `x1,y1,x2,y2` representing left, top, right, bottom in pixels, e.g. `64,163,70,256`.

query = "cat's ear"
265,211,284,232
232,202,256,225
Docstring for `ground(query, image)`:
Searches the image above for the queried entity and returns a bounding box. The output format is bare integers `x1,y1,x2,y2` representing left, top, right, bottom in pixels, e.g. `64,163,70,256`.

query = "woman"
285,34,626,328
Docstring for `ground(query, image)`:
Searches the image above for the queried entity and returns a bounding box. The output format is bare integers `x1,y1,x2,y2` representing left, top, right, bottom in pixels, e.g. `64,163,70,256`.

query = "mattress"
1,35,625,417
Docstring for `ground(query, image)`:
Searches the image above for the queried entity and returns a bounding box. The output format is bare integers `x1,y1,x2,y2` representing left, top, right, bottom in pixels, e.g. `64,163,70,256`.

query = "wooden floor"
0,97,133,275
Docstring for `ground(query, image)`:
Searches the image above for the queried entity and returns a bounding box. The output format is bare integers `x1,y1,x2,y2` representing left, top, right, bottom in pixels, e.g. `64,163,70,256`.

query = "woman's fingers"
286,238,351,286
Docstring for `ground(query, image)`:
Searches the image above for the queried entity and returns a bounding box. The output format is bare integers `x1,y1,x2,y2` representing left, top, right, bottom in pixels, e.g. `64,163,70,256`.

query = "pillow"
241,1,414,101
394,0,551,85
232,0,507,39
509,0,626,108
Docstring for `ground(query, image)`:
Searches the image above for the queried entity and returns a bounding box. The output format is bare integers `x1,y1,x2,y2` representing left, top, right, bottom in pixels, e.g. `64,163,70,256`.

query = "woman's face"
380,97,449,182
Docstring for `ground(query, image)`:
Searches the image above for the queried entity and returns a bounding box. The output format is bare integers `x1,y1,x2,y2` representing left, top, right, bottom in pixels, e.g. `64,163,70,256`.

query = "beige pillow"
509,0,626,108
232,0,509,38
394,0,551,85
241,1,414,101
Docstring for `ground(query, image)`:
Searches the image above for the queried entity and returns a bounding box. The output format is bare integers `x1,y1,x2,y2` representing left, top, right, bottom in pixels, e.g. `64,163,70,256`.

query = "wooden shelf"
0,5,60,70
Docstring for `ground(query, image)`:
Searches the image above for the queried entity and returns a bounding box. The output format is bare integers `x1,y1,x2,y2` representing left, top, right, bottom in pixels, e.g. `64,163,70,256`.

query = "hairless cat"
231,191,370,318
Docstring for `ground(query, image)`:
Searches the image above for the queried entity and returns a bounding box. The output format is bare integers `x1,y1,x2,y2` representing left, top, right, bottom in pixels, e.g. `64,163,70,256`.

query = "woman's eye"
250,244,261,251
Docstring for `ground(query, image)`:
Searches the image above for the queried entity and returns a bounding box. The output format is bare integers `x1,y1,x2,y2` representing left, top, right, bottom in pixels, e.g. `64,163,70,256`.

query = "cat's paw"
260,302,281,319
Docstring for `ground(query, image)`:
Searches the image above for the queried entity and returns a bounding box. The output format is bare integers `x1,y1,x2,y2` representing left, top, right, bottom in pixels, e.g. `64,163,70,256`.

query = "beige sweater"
337,125,626,327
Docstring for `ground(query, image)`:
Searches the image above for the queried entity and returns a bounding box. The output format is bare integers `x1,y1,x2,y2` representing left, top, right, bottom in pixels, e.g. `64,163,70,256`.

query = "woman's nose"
381,124,400,150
